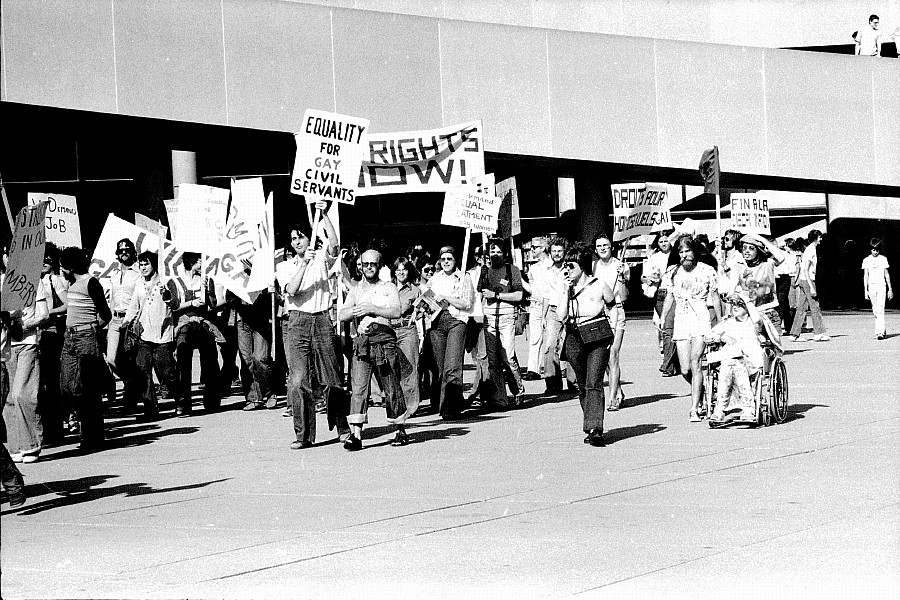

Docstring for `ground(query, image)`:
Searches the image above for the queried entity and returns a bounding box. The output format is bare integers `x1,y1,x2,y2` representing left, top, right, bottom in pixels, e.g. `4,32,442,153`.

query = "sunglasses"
361,261,378,268
422,266,435,272
563,262,579,270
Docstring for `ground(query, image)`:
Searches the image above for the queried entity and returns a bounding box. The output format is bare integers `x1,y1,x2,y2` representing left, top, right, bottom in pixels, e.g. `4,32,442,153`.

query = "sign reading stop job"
28,193,82,248
291,109,369,205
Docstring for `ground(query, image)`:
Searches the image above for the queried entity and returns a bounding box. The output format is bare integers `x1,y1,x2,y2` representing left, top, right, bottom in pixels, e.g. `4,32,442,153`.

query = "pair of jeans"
287,311,348,444
38,330,65,443
394,324,420,417
105,314,140,407
564,326,611,433
236,311,272,405
3,344,43,455
135,340,180,415
429,312,467,417
484,309,524,404
465,319,490,399
789,280,826,336
540,307,564,384
60,328,105,447
349,328,406,425
176,321,220,409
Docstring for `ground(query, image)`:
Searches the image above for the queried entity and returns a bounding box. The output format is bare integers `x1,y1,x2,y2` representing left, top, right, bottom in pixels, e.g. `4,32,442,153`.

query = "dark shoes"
583,428,604,447
175,406,192,418
343,435,363,451
522,371,541,381
290,440,313,450
391,428,409,447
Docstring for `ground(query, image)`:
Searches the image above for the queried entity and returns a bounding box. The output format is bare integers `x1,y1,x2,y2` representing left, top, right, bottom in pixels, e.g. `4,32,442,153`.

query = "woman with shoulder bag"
557,242,616,447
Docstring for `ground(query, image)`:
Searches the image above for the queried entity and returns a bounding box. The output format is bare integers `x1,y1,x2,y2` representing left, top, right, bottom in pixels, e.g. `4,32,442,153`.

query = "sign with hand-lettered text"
291,109,370,205
730,193,771,235
611,183,672,242
440,188,501,234
2,202,48,312
357,120,484,196
89,215,159,280
28,193,81,248
175,184,229,253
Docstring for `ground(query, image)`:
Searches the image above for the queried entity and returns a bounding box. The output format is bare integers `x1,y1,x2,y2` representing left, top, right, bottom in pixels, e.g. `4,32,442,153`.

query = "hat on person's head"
531,236,549,248
116,238,136,252
740,233,767,250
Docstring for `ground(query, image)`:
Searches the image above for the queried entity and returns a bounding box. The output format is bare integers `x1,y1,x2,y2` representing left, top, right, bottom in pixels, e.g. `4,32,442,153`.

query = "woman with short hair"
391,256,422,417
593,233,629,410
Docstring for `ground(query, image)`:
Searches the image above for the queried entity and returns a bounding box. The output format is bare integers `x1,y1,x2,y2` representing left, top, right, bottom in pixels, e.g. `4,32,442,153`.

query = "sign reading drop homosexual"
291,109,369,205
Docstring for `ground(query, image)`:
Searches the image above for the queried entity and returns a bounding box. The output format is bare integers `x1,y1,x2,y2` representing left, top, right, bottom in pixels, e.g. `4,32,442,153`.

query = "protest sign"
611,183,672,242
174,184,229,253
291,109,369,205
440,188,501,234
28,193,82,248
495,177,521,238
210,188,272,304
730,193,771,235
248,193,275,292
163,199,178,238
135,212,164,236
357,120,484,195
2,202,48,312
89,215,159,280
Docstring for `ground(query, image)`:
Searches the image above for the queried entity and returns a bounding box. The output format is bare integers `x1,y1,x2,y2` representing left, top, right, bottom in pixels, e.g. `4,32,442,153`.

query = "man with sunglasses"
339,249,406,450
106,238,142,411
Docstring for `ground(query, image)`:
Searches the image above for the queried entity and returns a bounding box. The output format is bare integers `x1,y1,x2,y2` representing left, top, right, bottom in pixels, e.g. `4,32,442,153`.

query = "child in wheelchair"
705,294,765,424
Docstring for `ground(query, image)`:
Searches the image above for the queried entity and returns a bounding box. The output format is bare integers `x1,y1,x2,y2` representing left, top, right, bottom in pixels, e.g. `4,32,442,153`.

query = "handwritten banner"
357,120,485,195
440,188,501,234
291,109,369,205
174,184,229,253
2,202,48,312
730,193,771,235
89,215,159,280
28,193,81,248
611,183,672,241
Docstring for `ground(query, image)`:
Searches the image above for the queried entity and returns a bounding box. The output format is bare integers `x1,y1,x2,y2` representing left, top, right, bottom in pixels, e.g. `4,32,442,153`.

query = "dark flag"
699,146,720,195
496,177,520,239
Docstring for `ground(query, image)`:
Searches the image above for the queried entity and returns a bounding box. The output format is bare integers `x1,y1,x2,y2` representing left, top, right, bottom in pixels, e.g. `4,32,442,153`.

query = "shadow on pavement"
4,475,230,516
366,425,473,448
783,403,829,423
604,423,666,444
622,392,679,409
39,426,201,462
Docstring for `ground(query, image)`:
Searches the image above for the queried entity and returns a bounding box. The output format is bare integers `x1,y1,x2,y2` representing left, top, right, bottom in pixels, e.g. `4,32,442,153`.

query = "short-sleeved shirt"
862,254,890,287
735,260,777,308
346,279,398,334
857,26,883,55
391,281,422,327
800,245,818,282
276,252,337,313
479,263,523,316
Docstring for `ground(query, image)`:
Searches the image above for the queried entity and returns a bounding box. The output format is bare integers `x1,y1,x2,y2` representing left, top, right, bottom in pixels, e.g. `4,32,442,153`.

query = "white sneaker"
814,334,831,342
9,453,23,463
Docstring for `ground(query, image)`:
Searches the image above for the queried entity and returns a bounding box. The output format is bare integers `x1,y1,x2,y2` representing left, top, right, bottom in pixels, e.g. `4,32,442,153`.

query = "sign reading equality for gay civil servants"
174,184,230,253
2,202,48,312
440,188,501,234
291,109,370,205
357,120,485,195
730,193,771,235
610,183,672,241
28,193,82,248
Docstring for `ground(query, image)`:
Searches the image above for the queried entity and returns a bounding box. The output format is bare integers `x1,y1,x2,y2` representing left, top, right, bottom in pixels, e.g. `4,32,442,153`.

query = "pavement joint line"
566,498,900,596
184,429,898,586
90,494,224,517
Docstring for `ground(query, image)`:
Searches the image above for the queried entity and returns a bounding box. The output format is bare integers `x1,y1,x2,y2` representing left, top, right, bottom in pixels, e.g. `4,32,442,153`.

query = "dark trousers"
429,312,467,417
236,312,272,405
287,311,348,444
135,340,180,416
176,321,220,409
60,328,105,447
564,326,611,433
776,275,792,333
38,330,65,443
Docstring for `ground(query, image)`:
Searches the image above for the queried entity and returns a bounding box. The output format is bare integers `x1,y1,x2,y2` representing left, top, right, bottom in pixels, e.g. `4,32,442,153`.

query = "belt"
295,309,329,317
67,323,97,333
113,310,127,317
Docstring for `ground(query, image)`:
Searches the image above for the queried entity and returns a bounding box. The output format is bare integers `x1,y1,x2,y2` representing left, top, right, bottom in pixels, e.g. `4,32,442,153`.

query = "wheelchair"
700,317,789,428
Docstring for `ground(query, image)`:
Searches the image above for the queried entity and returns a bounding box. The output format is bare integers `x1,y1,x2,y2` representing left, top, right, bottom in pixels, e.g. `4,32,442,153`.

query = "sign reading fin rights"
291,108,369,205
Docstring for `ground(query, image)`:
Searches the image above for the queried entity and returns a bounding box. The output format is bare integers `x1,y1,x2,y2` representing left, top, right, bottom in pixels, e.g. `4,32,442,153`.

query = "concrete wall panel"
548,31,658,165
1,0,117,113
655,41,767,175
441,20,551,155
873,62,900,185
442,0,533,28
533,0,624,35
332,10,443,132
113,0,226,124
223,0,333,132
764,50,874,183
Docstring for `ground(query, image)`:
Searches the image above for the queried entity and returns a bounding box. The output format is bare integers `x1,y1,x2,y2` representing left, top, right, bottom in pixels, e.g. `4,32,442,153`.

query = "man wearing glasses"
106,238,142,411
339,249,406,450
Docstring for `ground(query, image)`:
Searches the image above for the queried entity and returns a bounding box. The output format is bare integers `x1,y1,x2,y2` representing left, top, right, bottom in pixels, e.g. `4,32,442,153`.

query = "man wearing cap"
106,238,142,410
277,203,351,449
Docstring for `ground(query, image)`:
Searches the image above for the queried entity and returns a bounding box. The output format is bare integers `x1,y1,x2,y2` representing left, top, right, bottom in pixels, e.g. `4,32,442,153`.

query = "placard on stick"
610,183,672,241
291,109,369,205
440,188,501,234
2,202,48,312
28,193,82,248
730,193,771,235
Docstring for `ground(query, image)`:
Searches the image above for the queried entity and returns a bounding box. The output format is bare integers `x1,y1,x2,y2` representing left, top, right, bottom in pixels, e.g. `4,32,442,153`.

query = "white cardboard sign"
28,193,81,248
440,188,501,234
174,184,229,253
2,202,49,312
730,193,771,235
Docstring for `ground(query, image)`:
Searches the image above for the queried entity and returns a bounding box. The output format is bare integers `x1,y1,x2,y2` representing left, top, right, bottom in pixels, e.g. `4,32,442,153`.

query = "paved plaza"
2,312,899,599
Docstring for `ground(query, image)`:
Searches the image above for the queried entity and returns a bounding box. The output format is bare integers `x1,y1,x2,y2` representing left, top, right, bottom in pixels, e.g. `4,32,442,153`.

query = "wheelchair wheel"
702,363,717,417
769,357,789,424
